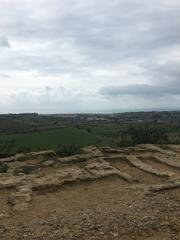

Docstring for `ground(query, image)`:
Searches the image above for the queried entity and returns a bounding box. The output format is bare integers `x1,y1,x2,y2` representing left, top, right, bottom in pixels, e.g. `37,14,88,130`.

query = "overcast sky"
0,0,180,113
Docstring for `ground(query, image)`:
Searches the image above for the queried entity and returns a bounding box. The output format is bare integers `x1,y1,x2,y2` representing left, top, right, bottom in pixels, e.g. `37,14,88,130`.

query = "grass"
0,128,110,155
0,121,180,156
0,118,32,132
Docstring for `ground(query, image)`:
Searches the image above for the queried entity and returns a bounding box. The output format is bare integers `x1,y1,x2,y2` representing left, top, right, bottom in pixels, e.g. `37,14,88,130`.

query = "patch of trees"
116,124,169,147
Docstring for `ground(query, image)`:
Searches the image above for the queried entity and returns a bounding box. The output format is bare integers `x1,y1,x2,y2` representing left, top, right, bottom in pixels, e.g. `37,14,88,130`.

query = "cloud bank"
0,0,180,113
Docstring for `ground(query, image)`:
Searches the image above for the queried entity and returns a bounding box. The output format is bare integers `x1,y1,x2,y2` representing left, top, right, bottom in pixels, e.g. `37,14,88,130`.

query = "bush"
126,124,169,145
0,163,9,173
55,144,81,157
23,165,37,174
0,153,13,158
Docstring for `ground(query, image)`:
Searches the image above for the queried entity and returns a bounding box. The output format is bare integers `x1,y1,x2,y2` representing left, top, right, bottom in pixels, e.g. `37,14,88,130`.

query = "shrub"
55,144,81,157
0,163,9,173
20,165,36,175
0,153,13,158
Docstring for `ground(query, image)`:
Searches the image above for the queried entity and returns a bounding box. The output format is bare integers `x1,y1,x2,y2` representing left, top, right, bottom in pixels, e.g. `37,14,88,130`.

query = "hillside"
1,112,180,157
0,144,180,239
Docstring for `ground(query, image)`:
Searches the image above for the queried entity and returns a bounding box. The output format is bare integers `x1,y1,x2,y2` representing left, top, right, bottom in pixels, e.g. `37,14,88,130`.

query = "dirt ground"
0,145,180,240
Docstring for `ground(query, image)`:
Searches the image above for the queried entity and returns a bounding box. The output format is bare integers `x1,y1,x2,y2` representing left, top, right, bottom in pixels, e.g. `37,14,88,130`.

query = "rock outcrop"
0,145,180,213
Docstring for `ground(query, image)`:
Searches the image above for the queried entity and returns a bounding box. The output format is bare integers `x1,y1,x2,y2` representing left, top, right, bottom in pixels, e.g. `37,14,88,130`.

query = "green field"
0,128,109,155
1,113,180,157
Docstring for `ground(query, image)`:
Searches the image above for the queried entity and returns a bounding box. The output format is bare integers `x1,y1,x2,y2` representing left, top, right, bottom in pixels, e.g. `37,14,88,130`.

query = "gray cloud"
100,60,180,98
0,0,180,112
1,0,180,69
0,36,10,47
100,81,180,97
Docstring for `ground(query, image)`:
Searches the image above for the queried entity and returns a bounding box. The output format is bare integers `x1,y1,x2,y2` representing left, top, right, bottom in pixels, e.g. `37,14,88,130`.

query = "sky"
0,0,180,113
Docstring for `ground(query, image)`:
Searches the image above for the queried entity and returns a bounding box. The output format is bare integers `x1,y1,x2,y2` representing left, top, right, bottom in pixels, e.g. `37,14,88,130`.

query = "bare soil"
0,145,180,240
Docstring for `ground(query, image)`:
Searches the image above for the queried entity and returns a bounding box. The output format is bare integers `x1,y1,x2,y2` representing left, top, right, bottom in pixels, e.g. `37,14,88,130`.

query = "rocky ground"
0,144,180,239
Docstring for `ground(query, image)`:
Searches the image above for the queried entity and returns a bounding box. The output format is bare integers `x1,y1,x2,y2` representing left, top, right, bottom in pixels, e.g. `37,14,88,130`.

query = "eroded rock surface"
0,144,180,239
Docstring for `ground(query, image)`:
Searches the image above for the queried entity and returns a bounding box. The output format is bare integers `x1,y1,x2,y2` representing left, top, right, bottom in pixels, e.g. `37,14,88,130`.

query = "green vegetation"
0,128,109,156
55,144,81,157
14,165,37,175
0,163,9,173
21,165,37,175
0,112,180,157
